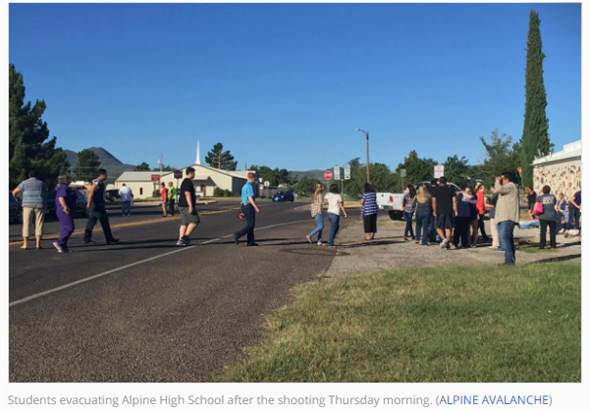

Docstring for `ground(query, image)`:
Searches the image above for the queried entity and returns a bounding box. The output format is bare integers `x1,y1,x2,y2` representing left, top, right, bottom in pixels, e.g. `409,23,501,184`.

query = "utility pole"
356,128,370,183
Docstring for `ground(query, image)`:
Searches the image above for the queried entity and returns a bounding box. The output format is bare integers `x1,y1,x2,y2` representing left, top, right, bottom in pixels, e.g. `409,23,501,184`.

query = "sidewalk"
325,214,581,278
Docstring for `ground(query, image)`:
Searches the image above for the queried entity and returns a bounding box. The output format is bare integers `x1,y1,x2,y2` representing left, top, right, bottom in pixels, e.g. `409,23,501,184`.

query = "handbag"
533,201,544,216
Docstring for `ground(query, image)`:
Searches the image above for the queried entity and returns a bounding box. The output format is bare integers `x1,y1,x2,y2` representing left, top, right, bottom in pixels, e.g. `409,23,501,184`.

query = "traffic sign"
151,174,161,182
323,169,333,181
333,166,341,181
434,165,445,178
400,168,407,178
344,166,351,180
173,170,183,179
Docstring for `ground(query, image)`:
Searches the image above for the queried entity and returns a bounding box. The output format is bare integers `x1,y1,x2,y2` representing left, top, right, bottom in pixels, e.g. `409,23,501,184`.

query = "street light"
355,128,370,183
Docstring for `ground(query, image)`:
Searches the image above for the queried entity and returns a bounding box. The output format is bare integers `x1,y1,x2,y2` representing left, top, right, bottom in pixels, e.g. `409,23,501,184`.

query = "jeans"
84,205,115,242
415,214,432,245
453,216,471,248
403,211,415,238
235,203,256,244
57,209,75,248
327,212,340,246
308,213,324,241
539,219,557,248
121,201,131,216
497,220,516,264
569,206,581,230
168,199,175,216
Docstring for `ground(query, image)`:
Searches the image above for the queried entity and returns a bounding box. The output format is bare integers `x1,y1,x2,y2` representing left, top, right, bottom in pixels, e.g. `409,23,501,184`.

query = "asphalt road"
9,201,343,382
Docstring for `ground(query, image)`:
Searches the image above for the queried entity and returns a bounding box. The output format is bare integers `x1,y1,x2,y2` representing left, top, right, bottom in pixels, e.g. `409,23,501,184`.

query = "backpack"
533,201,544,216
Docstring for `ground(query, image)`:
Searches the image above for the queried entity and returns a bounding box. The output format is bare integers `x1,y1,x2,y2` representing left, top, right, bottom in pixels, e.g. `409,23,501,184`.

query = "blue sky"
9,3,580,171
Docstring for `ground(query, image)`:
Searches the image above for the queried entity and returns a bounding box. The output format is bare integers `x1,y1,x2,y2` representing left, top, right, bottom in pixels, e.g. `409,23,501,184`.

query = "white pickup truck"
376,192,405,220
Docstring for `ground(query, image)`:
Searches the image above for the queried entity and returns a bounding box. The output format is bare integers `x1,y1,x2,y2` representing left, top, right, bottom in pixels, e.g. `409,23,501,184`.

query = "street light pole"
356,128,370,183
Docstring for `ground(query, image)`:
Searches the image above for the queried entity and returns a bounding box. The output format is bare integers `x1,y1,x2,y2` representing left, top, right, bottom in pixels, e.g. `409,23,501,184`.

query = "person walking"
486,189,501,249
306,183,325,245
494,171,520,265
118,183,133,216
234,172,260,246
453,187,476,249
414,185,432,246
12,170,47,250
177,167,200,246
402,184,416,240
324,184,348,248
160,182,168,217
475,183,490,243
431,176,458,250
52,175,76,253
535,185,560,249
361,183,378,241
84,169,119,245
167,181,178,216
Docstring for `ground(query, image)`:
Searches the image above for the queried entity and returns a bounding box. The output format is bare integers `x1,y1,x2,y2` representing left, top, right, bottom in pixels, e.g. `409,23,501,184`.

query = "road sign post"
434,165,445,179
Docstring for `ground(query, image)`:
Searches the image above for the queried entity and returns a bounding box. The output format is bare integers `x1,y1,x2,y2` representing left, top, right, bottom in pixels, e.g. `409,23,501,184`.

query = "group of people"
12,168,120,253
305,183,349,247
159,181,179,217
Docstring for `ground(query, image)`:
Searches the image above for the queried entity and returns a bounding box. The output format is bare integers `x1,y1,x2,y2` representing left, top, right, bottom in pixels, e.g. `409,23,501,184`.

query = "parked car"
105,189,120,204
45,189,88,219
9,193,22,224
272,191,294,202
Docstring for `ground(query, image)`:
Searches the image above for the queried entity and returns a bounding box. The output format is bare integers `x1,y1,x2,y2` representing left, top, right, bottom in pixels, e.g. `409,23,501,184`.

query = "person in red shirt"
474,183,490,243
160,182,168,217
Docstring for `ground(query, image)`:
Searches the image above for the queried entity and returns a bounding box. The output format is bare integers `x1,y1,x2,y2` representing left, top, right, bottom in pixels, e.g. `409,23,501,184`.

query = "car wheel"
388,210,403,220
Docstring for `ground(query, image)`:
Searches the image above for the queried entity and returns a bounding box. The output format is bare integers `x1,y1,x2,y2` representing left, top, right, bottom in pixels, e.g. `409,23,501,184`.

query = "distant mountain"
64,147,135,180
288,169,324,181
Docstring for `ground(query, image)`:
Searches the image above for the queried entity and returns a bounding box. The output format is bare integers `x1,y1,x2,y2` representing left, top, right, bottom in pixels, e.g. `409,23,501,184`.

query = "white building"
114,143,251,199
532,140,581,198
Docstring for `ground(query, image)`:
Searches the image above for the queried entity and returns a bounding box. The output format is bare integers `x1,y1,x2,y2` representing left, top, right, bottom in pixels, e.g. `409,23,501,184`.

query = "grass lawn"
220,261,580,382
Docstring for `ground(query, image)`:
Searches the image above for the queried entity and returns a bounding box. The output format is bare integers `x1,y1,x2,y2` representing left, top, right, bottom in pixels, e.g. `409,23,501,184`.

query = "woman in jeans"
536,185,560,249
361,183,378,241
414,185,432,245
402,184,416,240
324,184,348,248
306,183,325,246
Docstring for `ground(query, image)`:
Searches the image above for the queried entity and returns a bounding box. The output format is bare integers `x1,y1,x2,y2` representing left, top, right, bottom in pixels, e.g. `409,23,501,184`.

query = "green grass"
220,261,581,382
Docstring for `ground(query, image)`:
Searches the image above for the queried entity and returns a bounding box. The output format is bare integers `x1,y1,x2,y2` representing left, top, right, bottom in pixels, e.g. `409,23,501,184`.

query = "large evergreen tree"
9,64,69,188
205,143,237,170
395,150,438,184
520,10,552,187
74,149,101,182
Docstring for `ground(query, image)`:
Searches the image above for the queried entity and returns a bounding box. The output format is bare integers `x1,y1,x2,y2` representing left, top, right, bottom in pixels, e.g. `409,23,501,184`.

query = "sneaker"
305,234,312,244
247,242,259,247
106,238,120,245
52,241,63,253
439,239,448,249
182,237,192,246
317,241,323,246
233,233,240,245
176,239,186,247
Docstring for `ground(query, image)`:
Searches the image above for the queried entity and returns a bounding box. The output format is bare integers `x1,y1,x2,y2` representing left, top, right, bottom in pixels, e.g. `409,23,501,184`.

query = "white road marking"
9,219,310,307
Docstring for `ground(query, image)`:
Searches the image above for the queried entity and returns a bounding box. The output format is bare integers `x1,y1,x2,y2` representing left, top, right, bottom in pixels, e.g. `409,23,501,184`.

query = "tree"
9,64,69,188
293,177,323,197
205,143,237,170
135,162,150,171
250,165,291,187
395,150,438,185
520,10,552,187
344,158,398,197
476,130,520,185
74,149,101,182
443,155,471,188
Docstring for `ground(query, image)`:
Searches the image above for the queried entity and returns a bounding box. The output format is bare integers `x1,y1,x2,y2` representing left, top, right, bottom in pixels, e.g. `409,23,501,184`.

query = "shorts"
363,214,377,233
179,207,200,226
436,212,455,229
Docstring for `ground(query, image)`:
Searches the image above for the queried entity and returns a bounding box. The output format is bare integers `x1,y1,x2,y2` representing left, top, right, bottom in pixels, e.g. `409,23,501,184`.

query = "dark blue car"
272,191,294,202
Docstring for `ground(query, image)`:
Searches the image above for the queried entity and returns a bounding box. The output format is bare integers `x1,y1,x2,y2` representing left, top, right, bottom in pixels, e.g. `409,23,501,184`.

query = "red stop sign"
323,170,333,181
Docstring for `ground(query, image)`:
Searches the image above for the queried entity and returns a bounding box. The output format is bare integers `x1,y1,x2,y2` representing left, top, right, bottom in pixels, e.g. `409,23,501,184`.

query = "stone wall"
533,158,581,198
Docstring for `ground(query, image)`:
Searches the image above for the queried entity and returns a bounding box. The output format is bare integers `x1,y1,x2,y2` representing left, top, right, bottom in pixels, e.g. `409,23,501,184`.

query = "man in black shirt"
431,176,458,249
177,167,200,246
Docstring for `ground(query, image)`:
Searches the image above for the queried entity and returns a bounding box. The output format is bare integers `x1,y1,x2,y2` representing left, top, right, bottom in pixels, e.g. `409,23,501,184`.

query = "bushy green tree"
250,165,291,186
205,143,237,170
74,149,101,182
395,150,438,184
520,10,552,187
443,155,471,188
477,130,521,185
293,177,323,197
135,162,150,171
343,158,398,197
9,64,69,188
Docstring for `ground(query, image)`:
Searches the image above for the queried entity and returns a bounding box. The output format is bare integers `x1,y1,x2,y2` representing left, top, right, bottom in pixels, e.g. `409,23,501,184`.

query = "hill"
64,147,135,179
288,169,324,181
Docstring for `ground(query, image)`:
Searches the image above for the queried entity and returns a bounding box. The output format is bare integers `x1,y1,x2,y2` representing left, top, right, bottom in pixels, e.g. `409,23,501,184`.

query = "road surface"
9,201,345,381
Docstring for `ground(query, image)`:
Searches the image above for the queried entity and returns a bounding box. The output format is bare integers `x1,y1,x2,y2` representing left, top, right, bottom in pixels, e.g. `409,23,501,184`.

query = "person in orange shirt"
474,183,490,243
160,182,168,217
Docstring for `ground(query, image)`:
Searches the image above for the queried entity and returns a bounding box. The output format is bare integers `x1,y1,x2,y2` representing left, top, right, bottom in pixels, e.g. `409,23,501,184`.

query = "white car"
376,192,405,220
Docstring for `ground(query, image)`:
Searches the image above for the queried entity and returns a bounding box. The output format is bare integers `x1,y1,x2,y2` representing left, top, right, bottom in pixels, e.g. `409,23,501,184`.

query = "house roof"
116,171,172,182
532,140,581,166
191,164,250,180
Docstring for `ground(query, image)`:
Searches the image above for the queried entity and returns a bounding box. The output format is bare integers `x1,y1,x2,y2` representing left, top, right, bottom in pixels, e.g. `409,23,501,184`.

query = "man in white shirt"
118,184,133,216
